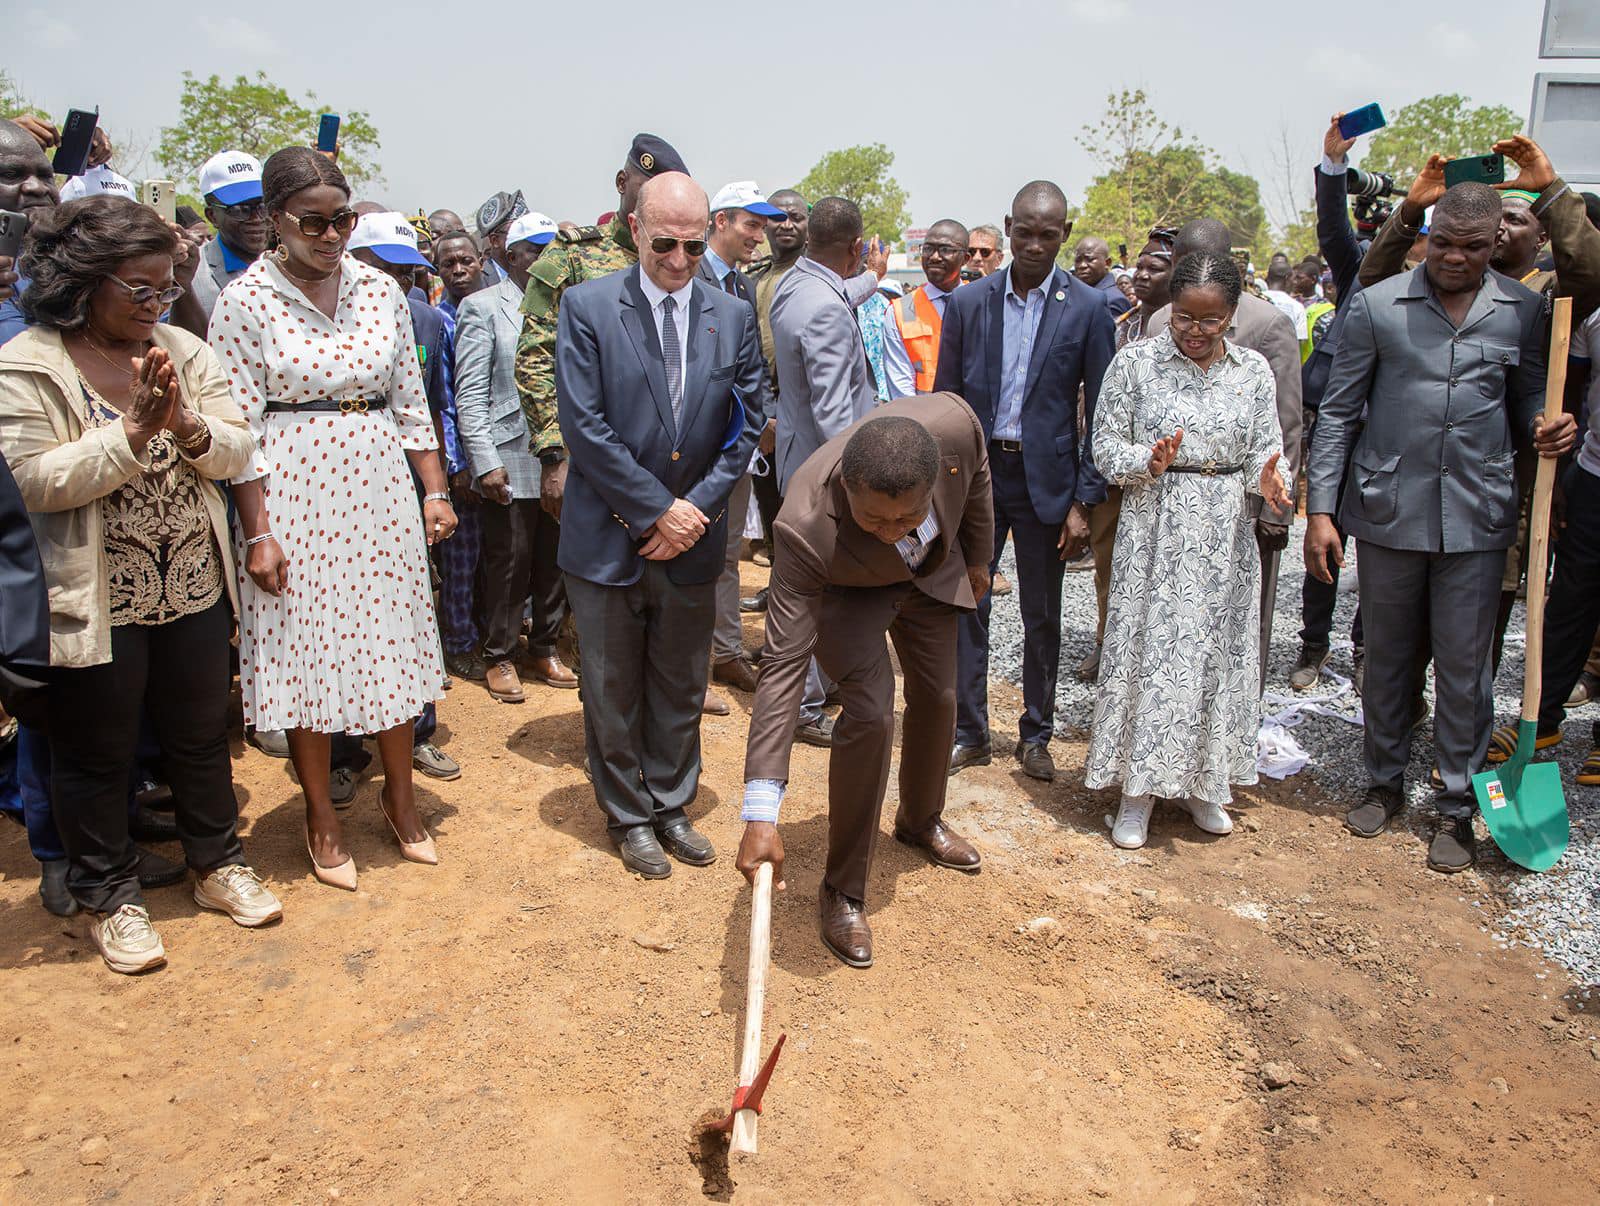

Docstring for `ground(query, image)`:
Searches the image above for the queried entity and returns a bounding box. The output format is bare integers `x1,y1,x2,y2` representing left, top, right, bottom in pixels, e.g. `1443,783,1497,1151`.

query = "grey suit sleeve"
843,271,880,308
801,301,866,443
1306,290,1378,515
1509,301,1548,449
686,305,766,519
1258,307,1304,525
452,301,502,480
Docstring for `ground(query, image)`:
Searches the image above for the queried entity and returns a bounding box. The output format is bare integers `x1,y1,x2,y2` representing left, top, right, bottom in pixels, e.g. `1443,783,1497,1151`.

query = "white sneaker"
194,864,283,927
90,904,166,974
1111,795,1154,849
1183,797,1234,835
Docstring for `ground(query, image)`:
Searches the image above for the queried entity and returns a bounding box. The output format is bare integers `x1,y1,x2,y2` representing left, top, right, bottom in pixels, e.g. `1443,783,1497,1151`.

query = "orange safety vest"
890,285,943,392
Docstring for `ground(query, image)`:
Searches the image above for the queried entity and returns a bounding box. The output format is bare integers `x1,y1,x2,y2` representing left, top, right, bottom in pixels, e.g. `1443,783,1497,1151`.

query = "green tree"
157,72,383,194
796,144,910,245
1072,91,1267,261
0,70,33,120
1360,93,1522,186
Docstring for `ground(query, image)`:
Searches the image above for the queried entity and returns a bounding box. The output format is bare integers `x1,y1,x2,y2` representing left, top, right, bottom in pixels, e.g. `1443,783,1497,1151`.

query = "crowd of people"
1,108,1598,977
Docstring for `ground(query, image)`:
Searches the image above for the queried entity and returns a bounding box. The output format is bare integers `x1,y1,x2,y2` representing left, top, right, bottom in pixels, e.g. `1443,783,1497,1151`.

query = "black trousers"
752,460,782,547
1538,463,1600,743
47,600,243,912
479,498,567,662
565,564,715,837
1298,522,1364,649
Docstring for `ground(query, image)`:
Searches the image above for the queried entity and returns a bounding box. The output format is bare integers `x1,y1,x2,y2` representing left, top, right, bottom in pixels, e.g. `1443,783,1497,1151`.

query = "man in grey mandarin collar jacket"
1304,182,1576,874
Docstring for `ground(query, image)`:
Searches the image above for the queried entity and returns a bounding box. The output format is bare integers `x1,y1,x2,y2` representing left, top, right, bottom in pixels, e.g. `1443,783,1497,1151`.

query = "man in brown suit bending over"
735,394,994,968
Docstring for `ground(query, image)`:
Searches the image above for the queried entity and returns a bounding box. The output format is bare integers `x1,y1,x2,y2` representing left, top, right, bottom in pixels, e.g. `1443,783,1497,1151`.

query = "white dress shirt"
881,280,956,400
637,269,693,400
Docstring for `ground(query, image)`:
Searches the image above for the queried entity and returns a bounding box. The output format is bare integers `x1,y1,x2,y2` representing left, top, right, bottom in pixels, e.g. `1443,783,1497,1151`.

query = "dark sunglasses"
966,246,1000,258
640,227,706,257
108,273,185,307
218,199,266,219
279,208,359,238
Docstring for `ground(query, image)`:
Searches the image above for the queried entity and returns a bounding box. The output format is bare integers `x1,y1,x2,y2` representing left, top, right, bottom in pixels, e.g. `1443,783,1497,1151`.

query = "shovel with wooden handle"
707,862,785,1155
1471,296,1572,872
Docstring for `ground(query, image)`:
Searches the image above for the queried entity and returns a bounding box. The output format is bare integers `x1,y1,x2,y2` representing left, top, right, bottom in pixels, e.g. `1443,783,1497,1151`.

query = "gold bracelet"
175,416,211,452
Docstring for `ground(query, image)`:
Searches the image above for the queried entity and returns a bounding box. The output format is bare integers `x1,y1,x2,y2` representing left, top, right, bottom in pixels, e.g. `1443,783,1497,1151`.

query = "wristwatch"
538,447,567,467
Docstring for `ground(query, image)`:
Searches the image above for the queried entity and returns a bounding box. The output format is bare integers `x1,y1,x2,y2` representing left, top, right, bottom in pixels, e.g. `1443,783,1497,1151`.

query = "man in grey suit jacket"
555,174,765,880
768,197,887,742
1305,182,1575,873
455,213,576,703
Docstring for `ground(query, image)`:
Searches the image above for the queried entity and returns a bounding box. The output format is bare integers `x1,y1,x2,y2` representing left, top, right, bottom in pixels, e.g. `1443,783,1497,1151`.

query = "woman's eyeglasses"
1170,312,1230,335
279,208,360,238
107,274,185,307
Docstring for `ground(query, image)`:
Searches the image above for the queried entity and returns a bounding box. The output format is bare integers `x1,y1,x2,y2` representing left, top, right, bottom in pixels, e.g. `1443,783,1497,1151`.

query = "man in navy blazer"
934,180,1116,782
555,173,765,879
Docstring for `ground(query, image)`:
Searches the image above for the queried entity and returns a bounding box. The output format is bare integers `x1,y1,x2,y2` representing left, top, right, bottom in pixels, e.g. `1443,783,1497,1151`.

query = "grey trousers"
566,565,716,837
713,473,753,663
1356,542,1503,819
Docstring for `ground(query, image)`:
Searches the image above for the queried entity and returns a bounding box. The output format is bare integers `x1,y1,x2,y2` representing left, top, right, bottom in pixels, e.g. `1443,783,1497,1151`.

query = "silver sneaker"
194,865,283,928
412,742,461,781
90,904,166,974
330,765,359,808
248,728,291,758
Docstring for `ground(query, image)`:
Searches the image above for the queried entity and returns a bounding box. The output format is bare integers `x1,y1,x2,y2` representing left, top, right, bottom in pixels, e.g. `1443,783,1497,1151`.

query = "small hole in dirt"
689,1109,734,1200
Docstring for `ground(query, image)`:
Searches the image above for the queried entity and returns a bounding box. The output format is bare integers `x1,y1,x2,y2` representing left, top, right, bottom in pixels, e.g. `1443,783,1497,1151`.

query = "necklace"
76,328,148,378
274,248,338,285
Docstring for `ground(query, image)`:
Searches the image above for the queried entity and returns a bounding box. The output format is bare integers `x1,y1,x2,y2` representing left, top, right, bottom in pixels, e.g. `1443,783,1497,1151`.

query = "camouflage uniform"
513,216,638,454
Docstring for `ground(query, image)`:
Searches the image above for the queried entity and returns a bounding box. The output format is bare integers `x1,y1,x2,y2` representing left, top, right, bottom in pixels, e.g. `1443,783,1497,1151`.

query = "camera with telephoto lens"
1346,167,1398,234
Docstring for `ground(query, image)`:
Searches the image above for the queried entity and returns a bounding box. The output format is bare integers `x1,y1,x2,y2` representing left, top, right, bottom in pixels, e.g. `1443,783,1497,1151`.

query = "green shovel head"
1472,719,1569,872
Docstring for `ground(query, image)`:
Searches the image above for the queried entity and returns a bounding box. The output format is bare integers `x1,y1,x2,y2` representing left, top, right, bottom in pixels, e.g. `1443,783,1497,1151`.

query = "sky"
7,0,1593,237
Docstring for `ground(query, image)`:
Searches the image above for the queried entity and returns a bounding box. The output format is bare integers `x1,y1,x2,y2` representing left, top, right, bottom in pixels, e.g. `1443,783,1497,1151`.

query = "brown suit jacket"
743,392,993,784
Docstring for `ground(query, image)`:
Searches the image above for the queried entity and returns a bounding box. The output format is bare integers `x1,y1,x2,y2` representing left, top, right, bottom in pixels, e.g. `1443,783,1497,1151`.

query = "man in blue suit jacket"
555,173,765,879
934,180,1116,782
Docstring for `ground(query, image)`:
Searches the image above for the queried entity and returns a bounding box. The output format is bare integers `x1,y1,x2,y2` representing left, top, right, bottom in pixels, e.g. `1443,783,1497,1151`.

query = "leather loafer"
130,805,179,843
949,742,992,775
712,655,761,693
794,714,834,747
739,587,769,613
136,846,187,889
894,818,981,871
658,819,716,866
528,653,578,689
1015,741,1056,782
818,883,872,968
617,825,672,879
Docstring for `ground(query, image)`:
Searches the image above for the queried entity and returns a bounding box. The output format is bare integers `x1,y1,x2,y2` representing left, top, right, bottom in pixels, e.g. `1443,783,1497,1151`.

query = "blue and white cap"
347,212,433,267
709,181,785,219
198,151,264,206
506,212,559,248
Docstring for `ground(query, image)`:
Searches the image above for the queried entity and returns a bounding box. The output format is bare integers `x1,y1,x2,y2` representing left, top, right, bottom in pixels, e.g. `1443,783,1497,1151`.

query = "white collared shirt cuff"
1319,154,1347,177
742,779,786,823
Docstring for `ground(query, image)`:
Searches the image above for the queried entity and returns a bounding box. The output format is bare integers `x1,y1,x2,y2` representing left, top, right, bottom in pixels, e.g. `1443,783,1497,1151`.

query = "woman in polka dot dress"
210,147,456,890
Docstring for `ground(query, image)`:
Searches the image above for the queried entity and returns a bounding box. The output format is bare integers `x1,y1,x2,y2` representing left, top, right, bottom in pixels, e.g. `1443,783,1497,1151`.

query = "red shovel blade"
711,1033,786,1133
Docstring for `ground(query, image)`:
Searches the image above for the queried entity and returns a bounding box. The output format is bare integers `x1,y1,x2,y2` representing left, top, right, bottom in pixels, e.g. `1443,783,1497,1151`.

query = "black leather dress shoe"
617,825,672,879
948,742,992,775
739,587,769,613
1014,741,1057,782
658,819,716,866
38,860,78,917
818,883,872,968
130,805,179,843
136,846,187,889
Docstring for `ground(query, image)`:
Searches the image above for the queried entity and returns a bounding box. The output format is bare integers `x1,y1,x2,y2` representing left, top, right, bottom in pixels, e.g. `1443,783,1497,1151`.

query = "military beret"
628,134,688,179
475,189,529,237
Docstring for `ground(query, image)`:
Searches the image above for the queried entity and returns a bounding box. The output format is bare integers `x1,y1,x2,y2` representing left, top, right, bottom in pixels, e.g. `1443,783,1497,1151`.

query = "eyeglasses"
638,224,706,257
922,242,966,257
1169,312,1230,335
218,200,266,220
279,208,359,238
107,274,185,307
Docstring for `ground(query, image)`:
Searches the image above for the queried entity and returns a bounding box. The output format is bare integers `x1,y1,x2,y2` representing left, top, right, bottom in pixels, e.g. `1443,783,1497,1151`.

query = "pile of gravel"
984,518,1600,989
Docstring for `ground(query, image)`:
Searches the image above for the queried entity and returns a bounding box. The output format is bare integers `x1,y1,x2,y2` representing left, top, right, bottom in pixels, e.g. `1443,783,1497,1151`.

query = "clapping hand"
1258,452,1291,513
122,348,179,451
1147,427,1184,476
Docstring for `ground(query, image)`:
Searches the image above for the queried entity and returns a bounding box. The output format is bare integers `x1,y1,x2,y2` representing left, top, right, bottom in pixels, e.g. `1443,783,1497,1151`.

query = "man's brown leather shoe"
712,655,760,692
702,685,731,716
893,818,981,871
528,653,578,689
818,883,872,968
1015,740,1057,782
485,660,525,703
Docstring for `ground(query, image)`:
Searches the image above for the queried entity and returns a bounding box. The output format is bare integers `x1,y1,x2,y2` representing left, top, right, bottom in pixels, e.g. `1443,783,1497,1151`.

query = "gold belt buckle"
339,398,369,415
1199,463,1218,476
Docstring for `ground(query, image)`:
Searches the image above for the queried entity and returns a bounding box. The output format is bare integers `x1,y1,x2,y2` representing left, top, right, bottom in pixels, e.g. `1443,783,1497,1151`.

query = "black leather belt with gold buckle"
991,438,1024,453
263,397,388,415
1167,463,1243,476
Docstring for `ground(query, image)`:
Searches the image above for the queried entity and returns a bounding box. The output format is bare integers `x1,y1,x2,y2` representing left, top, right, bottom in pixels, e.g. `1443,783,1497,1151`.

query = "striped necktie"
661,294,683,426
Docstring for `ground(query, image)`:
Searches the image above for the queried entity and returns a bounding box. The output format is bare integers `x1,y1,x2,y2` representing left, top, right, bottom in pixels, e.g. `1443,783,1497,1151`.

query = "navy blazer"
932,266,1116,525
554,265,765,587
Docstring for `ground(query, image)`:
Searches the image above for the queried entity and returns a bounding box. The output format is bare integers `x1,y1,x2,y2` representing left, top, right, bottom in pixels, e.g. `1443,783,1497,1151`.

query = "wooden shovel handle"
1522,297,1573,724
731,862,773,1155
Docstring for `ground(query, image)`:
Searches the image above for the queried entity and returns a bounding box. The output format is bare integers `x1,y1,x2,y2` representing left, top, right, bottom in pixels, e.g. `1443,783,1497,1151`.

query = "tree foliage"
1359,93,1523,186
157,72,383,193
796,144,911,245
0,70,33,121
1073,90,1266,262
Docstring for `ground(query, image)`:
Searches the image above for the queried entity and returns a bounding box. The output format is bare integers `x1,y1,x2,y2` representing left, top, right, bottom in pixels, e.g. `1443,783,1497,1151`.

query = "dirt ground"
3,562,1599,1204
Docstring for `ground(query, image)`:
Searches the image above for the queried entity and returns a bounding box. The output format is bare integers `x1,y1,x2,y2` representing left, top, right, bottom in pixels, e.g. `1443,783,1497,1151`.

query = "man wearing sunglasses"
965,225,1004,279
183,151,268,326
